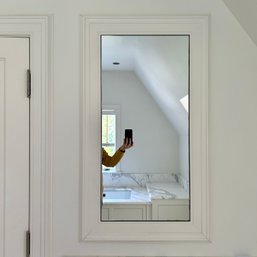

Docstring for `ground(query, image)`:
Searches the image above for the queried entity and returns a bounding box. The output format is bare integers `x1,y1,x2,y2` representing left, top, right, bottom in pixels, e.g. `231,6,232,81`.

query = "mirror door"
101,35,190,221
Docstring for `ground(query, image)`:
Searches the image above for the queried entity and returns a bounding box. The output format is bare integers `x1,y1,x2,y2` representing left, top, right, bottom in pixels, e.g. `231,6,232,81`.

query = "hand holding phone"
119,129,133,152
125,129,133,144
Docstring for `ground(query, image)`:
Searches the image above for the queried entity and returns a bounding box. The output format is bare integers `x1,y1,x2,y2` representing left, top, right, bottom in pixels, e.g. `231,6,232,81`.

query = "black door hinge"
27,69,31,98
26,230,30,257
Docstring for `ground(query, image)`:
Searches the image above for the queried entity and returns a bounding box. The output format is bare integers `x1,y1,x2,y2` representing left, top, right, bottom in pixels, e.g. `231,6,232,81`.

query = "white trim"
0,58,6,257
81,15,209,242
55,254,257,257
0,16,52,257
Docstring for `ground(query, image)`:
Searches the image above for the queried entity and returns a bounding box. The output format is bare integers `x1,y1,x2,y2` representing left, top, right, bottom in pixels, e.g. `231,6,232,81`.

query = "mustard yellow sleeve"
102,148,124,167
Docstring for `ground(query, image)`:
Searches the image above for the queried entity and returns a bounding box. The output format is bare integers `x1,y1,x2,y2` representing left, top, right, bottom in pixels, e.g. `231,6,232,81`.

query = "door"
0,38,30,257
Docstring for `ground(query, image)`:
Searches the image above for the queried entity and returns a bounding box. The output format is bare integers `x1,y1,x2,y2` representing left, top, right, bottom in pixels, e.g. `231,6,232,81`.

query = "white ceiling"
223,0,257,46
102,35,189,135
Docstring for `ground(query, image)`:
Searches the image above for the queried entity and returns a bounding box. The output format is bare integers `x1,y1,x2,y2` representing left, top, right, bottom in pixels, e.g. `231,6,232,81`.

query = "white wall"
223,0,257,46
1,0,257,256
179,135,189,181
102,71,180,173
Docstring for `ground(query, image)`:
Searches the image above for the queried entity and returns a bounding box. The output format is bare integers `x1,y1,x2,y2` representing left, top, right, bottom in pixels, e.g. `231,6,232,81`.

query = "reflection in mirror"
101,35,190,221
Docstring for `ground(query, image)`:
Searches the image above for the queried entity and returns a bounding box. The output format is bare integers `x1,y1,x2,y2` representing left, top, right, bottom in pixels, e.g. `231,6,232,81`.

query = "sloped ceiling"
102,35,189,136
223,0,257,46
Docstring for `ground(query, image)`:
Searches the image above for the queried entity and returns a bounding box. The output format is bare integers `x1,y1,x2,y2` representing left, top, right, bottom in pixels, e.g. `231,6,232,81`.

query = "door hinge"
27,69,31,98
26,230,30,257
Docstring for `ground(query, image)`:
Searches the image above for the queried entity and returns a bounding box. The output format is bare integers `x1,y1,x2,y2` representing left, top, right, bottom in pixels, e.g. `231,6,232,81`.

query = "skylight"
180,94,188,112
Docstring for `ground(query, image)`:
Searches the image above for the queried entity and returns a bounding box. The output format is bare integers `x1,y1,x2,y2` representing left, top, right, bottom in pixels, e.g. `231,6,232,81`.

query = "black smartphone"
124,129,133,144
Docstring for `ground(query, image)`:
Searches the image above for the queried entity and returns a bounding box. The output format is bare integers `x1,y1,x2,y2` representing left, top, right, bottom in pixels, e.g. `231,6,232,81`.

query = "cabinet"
151,199,189,220
102,204,151,221
102,200,189,221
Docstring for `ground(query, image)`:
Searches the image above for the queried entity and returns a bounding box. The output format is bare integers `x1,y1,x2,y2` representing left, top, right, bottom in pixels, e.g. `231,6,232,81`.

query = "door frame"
0,16,52,257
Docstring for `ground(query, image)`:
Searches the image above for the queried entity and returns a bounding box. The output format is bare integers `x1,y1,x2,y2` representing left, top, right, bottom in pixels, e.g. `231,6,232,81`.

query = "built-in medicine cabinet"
81,15,209,242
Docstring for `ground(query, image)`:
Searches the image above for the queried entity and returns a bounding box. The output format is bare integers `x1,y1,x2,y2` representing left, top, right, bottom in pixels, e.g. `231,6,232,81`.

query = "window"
102,105,121,171
180,94,188,112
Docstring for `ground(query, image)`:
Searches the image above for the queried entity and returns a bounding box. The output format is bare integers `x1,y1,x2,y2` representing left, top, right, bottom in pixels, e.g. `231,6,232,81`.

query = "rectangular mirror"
81,15,209,241
101,35,190,221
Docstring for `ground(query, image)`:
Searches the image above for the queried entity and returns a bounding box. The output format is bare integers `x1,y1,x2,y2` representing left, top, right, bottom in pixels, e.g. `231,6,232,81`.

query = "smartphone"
124,129,133,144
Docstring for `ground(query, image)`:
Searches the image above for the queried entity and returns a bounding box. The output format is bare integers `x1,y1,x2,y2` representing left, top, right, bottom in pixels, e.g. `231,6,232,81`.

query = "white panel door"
0,38,30,257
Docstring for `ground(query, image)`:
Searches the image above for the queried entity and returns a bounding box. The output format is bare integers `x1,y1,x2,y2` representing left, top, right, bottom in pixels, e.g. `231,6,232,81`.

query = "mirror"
101,35,190,221
82,15,208,241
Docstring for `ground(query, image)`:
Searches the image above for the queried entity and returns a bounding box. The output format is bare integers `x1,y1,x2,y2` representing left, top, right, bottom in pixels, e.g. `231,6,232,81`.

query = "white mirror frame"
81,15,209,242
